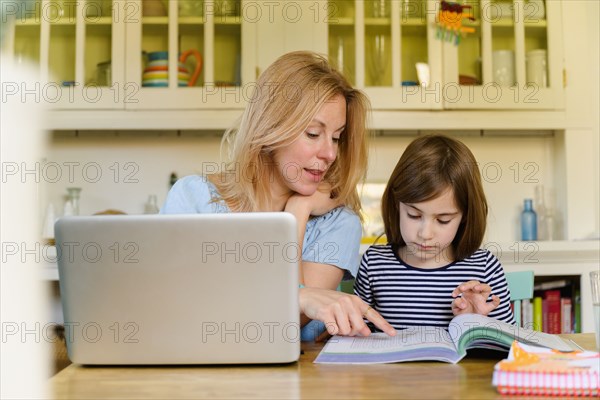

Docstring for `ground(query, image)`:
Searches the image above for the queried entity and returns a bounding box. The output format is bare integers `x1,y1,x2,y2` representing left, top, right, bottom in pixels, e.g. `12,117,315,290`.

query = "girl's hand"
285,183,342,217
299,287,396,337
451,280,500,316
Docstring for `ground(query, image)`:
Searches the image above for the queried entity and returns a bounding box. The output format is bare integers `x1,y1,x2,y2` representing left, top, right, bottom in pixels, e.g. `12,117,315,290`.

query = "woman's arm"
284,186,342,285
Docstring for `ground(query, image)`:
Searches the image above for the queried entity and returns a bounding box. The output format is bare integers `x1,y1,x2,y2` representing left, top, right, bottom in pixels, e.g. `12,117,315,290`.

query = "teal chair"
505,271,535,326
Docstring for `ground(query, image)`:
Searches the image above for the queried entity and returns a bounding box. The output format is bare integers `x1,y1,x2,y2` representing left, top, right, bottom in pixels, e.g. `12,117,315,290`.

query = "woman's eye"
333,137,341,143
306,131,319,138
438,219,451,225
407,213,420,220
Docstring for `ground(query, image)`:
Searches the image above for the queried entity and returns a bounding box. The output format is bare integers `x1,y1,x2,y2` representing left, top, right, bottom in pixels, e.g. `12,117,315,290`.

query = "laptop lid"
55,213,300,365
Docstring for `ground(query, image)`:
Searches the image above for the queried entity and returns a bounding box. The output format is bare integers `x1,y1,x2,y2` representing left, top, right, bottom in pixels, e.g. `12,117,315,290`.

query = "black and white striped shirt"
355,244,515,330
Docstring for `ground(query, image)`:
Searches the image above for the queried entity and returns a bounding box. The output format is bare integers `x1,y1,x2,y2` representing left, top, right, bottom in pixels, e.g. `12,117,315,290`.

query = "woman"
161,51,395,338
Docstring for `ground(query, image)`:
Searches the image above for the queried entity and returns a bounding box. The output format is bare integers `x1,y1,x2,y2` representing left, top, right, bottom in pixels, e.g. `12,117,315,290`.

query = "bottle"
66,187,82,216
144,195,159,214
169,172,178,188
521,199,537,241
534,185,547,240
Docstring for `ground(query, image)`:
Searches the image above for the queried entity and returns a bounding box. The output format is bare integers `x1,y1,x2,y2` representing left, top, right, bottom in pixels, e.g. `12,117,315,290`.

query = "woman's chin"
291,182,319,196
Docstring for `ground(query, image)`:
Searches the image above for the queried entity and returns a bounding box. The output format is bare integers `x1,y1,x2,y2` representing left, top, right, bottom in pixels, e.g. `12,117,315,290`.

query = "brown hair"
381,135,488,260
212,51,370,216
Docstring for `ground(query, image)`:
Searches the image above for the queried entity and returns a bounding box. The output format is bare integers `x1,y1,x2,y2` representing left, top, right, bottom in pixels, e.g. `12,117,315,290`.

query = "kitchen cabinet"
125,0,256,110
327,0,443,109
7,0,257,111
8,0,125,109
7,0,564,114
326,0,565,110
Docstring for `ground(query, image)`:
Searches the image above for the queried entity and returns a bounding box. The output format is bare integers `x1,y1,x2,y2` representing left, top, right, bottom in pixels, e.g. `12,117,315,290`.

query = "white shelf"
493,240,599,266
46,109,586,131
359,240,599,261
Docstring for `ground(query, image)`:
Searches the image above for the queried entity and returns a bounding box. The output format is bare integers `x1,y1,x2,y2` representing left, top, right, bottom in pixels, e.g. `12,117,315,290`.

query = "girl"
162,51,395,338
355,135,515,329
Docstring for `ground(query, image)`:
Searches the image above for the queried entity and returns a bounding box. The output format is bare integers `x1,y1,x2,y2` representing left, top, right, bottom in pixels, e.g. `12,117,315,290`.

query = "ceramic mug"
492,50,515,87
179,50,202,86
143,50,202,87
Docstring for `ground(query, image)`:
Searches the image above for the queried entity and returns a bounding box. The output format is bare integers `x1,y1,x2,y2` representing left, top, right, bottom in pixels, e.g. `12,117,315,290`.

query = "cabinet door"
124,0,255,110
327,0,442,110
254,0,327,75
442,0,564,109
8,0,125,109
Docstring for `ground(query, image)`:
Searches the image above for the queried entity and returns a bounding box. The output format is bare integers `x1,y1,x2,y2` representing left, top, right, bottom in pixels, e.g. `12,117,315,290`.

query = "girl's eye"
306,131,319,138
332,137,341,143
438,219,451,225
407,213,420,220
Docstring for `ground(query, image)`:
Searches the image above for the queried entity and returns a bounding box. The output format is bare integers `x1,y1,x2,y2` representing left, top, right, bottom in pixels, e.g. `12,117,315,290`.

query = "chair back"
505,271,535,325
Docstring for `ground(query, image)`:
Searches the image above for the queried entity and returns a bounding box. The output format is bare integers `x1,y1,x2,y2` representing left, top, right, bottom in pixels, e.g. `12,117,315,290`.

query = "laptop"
55,213,300,365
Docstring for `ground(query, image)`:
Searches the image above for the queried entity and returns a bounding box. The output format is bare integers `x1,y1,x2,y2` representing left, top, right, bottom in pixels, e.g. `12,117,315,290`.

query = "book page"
450,314,577,354
315,328,463,364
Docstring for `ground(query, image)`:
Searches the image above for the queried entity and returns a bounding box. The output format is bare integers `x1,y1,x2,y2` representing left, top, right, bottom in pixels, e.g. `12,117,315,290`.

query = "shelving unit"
327,0,564,110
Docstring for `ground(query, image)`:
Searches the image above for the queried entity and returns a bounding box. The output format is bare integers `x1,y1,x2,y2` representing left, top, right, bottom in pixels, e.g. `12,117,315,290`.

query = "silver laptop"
55,213,300,365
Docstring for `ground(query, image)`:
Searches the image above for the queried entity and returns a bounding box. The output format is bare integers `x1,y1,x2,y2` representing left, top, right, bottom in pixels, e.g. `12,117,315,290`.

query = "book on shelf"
531,279,580,334
533,279,570,291
534,297,543,332
314,313,579,365
522,298,533,329
493,341,599,397
545,289,562,334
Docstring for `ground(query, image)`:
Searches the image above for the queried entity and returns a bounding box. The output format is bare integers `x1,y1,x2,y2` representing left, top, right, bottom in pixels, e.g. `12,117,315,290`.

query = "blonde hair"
382,135,488,261
211,51,370,216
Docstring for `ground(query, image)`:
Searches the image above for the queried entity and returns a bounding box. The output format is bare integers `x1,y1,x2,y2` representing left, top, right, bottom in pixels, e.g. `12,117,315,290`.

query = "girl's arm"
451,251,515,324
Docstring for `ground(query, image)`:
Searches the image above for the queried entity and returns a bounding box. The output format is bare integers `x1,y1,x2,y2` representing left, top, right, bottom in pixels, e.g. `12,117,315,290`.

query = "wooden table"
50,334,596,399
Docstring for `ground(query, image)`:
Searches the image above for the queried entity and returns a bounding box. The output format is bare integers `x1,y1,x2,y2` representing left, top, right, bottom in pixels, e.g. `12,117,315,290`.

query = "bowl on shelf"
459,75,480,85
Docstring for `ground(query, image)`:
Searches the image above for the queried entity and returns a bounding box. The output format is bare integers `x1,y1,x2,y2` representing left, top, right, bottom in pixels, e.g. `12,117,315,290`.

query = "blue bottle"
521,199,537,241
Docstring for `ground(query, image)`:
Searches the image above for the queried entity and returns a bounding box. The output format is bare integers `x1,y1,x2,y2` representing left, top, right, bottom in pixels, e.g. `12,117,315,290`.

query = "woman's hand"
299,287,396,337
451,280,500,316
285,183,342,217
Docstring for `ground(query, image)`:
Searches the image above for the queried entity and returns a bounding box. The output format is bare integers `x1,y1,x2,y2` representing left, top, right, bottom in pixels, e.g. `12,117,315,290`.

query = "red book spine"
545,290,562,334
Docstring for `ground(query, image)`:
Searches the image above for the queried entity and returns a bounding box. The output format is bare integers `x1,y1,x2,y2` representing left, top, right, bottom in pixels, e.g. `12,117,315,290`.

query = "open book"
315,313,579,364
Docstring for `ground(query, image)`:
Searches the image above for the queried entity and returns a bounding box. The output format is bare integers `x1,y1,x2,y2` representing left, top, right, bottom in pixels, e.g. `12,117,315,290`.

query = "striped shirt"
355,244,515,330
